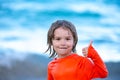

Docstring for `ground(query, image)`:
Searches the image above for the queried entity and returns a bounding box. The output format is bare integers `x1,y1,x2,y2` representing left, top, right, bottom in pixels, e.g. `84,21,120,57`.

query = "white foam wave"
0,28,47,54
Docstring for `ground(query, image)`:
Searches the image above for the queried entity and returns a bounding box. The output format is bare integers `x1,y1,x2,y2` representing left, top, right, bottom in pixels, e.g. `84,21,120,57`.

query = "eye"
66,38,71,40
54,37,61,40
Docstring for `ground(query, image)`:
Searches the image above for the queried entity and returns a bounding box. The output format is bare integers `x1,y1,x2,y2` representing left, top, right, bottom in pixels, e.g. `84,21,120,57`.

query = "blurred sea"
0,0,120,80
0,0,120,62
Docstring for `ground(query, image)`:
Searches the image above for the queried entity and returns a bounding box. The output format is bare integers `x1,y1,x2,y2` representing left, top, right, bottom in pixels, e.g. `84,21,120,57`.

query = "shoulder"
73,54,93,64
48,59,55,66
72,53,86,60
71,53,89,63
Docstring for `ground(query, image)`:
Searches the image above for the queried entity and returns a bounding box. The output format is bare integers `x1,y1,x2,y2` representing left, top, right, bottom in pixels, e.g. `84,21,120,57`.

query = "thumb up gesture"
82,40,93,57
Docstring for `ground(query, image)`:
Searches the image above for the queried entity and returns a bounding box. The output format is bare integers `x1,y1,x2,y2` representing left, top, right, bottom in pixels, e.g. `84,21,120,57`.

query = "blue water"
0,0,120,62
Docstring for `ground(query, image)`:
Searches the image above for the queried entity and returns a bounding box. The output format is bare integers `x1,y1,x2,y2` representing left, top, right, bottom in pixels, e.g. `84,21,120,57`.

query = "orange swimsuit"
47,45,108,80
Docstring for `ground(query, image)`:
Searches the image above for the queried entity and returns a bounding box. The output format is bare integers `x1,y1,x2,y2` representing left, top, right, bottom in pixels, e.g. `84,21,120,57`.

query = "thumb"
88,40,93,47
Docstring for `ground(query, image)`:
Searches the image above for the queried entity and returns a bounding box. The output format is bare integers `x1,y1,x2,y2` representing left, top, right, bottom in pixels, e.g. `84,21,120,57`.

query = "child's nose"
60,40,66,45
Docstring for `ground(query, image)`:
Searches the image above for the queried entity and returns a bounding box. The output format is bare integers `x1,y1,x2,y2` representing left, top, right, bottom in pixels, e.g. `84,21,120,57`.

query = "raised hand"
82,40,93,57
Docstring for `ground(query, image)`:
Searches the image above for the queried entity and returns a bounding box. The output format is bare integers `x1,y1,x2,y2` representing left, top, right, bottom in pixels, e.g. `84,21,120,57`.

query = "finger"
88,40,93,47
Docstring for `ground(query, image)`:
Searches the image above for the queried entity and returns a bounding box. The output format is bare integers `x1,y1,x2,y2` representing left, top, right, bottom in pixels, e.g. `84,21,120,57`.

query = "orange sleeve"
47,63,53,80
87,44,108,78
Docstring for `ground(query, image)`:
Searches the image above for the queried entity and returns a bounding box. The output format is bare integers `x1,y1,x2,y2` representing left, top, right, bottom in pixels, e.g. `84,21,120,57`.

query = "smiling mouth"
59,47,67,49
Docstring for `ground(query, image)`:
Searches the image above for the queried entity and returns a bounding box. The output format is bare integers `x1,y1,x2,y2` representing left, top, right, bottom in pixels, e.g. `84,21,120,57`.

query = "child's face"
52,27,74,58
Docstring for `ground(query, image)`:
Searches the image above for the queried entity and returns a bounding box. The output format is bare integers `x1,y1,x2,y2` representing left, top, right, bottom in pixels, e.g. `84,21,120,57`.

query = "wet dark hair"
46,20,78,58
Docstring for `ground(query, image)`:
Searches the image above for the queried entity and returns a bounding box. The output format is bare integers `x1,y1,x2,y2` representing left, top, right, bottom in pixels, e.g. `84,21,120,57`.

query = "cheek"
72,42,75,49
68,41,74,47
73,41,75,46
52,41,58,47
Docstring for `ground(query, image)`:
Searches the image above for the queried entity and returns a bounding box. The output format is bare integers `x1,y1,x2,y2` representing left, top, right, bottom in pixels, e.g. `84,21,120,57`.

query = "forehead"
54,27,73,36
